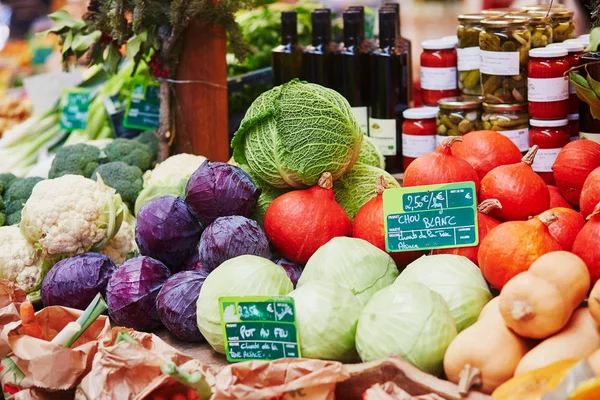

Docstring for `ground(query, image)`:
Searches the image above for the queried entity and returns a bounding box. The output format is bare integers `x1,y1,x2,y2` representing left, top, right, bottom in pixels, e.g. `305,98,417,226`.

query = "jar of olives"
527,12,553,48
457,14,485,96
551,10,575,42
521,4,567,12
480,18,531,104
436,96,483,145
482,102,530,152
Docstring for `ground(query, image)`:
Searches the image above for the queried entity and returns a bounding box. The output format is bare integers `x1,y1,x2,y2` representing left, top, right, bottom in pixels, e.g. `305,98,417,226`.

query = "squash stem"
318,172,333,190
538,211,558,227
510,300,534,321
521,145,539,166
375,175,389,195
478,199,502,215
458,364,481,396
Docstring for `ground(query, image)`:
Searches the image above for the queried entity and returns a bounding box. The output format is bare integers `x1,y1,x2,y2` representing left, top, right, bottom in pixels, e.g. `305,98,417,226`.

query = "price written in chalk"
383,182,479,252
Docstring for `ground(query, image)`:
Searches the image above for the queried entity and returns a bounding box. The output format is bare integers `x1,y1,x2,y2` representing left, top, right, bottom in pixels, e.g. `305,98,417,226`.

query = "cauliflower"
101,209,138,265
0,226,44,293
20,175,125,256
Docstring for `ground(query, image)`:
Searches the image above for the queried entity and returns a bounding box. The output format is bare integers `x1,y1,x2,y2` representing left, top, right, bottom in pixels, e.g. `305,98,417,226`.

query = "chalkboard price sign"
60,88,93,131
383,182,479,252
123,83,160,130
219,296,301,363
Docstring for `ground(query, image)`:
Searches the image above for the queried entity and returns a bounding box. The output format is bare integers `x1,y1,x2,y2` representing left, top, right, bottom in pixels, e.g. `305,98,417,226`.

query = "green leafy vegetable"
92,162,143,212
571,71,600,120
357,136,385,169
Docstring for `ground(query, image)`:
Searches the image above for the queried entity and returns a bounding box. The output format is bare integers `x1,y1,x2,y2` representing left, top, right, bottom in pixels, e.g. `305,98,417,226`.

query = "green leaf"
105,44,122,74
125,31,148,59
47,10,85,31
588,72,600,99
71,31,102,53
589,27,600,52
62,30,73,54
571,72,600,120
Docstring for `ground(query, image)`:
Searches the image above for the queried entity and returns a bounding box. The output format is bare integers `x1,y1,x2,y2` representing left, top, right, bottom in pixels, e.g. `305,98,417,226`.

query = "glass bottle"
272,11,303,86
382,2,413,107
304,9,336,87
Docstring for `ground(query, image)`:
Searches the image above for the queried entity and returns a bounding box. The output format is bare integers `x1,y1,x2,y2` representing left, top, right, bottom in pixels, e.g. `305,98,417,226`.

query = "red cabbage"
106,256,171,331
274,258,303,288
184,161,260,225
198,216,271,271
136,196,202,272
41,253,116,310
156,270,207,342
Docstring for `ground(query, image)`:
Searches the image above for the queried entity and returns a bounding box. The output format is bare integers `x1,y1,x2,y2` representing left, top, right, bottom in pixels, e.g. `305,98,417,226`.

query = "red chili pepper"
3,383,20,395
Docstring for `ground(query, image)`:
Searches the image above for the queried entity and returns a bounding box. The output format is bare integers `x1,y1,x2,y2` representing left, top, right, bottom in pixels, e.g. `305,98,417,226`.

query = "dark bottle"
272,11,303,86
336,10,370,135
370,9,407,174
304,9,336,87
382,2,413,107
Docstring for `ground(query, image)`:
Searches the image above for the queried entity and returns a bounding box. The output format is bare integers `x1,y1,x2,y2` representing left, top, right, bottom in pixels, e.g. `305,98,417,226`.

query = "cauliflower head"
101,210,137,265
0,226,44,293
20,175,125,256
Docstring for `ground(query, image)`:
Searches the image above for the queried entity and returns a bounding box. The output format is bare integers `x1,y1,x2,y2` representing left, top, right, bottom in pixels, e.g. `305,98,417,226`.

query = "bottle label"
351,106,369,135
497,128,529,152
370,118,397,156
420,67,457,90
401,134,436,158
457,47,480,71
528,77,569,102
436,135,447,147
480,50,519,75
532,148,562,173
580,131,600,144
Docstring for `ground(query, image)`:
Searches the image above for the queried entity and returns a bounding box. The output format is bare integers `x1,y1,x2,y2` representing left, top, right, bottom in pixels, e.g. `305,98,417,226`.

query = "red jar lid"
421,39,456,50
529,47,568,58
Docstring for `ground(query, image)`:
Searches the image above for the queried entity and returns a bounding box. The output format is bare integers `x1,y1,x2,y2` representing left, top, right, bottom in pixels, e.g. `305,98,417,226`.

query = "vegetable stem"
51,322,81,345
458,364,481,396
62,293,107,348
115,331,138,345
160,362,211,400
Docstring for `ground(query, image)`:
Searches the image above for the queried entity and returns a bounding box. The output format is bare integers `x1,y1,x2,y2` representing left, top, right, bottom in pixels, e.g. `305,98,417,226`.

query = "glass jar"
436,96,483,145
568,113,579,141
521,4,567,12
551,10,575,43
527,12,553,48
481,8,519,15
457,14,485,96
528,47,570,120
420,39,459,107
480,18,530,104
442,35,459,46
482,102,530,152
548,41,584,114
529,118,570,184
402,107,438,170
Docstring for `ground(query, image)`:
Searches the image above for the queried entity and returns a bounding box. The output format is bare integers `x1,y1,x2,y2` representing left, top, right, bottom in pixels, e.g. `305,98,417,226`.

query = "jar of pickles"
551,10,575,42
480,18,531,104
457,14,485,96
436,96,483,145
529,118,570,184
527,12,553,48
482,102,530,152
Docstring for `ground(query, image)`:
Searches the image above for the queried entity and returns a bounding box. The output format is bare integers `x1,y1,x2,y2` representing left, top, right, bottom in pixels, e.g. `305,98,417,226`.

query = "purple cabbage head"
198,216,271,271
156,271,207,342
184,161,260,225
273,258,303,288
183,252,212,276
106,256,171,331
136,195,202,272
41,253,116,310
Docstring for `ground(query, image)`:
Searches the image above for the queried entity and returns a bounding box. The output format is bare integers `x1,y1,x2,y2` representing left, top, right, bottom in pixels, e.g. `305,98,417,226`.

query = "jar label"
498,128,529,152
457,47,480,71
531,148,561,173
401,134,436,158
528,77,569,102
480,50,519,75
435,135,447,147
370,118,397,156
352,106,369,135
580,131,600,144
420,67,457,90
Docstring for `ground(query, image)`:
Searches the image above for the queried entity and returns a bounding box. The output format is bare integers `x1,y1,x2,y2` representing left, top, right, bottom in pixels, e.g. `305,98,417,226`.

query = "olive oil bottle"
369,9,407,174
304,9,336,87
335,10,370,135
382,2,413,107
272,11,303,86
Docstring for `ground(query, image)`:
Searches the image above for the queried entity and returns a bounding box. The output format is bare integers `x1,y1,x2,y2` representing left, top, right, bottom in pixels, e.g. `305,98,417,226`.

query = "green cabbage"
289,281,362,362
298,237,398,305
196,255,293,353
232,80,363,189
355,283,457,376
358,136,385,169
333,162,400,220
394,255,492,332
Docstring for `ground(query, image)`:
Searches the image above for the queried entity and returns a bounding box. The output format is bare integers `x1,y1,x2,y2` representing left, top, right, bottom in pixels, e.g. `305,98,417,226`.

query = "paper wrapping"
0,280,26,359
212,358,350,400
76,328,215,400
363,382,446,400
0,306,110,398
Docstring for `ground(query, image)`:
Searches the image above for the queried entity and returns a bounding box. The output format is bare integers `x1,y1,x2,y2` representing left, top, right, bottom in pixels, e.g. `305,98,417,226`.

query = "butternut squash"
588,280,600,325
443,298,531,395
587,348,600,376
569,378,600,400
499,251,590,339
515,308,600,376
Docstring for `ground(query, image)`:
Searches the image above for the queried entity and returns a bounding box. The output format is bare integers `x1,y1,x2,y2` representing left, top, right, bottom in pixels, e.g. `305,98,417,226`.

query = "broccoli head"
0,173,16,196
4,177,44,226
135,131,159,161
92,162,143,212
103,138,153,172
48,144,102,179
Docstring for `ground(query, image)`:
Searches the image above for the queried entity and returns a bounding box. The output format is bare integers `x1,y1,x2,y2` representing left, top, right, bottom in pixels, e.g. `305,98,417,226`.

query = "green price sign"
383,182,479,252
123,83,160,130
59,88,92,131
219,296,301,363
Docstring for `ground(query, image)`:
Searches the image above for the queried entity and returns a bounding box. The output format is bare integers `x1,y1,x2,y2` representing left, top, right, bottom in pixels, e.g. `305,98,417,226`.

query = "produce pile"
5,79,600,398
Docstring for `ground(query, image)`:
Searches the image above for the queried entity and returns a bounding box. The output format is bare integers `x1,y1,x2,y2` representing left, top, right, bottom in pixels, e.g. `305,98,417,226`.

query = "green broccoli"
103,138,153,172
92,162,143,212
0,173,17,196
48,144,102,179
4,177,44,226
135,131,159,161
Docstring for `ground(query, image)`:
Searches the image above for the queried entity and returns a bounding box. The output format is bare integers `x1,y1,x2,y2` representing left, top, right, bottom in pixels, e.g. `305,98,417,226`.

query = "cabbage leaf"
358,136,385,169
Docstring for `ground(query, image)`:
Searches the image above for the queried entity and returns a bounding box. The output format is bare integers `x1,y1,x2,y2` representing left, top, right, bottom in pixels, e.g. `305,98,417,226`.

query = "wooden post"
173,20,229,161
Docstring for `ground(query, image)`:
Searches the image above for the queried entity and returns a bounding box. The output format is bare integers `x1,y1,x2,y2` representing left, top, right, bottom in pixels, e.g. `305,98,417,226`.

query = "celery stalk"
160,362,212,400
